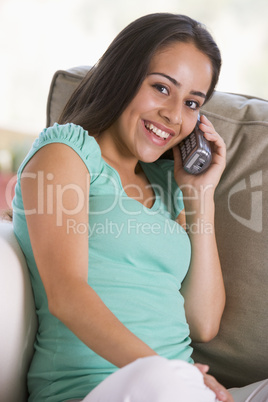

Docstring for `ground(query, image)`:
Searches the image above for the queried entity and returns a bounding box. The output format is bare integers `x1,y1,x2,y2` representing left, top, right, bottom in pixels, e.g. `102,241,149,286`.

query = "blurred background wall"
0,0,267,209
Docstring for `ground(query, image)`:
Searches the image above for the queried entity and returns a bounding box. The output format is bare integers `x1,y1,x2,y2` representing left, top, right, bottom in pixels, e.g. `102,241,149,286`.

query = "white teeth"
146,123,170,139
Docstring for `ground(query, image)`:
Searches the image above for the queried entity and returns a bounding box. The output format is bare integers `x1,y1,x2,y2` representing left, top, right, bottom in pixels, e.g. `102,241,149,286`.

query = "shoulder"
19,123,103,181
20,129,92,227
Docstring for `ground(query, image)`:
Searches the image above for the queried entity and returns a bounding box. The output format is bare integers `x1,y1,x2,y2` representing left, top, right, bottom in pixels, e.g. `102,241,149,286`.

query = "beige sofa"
1,67,267,401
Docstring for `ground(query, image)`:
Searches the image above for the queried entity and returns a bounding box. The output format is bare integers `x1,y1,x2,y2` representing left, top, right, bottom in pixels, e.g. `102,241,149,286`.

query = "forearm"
49,278,157,368
180,188,225,342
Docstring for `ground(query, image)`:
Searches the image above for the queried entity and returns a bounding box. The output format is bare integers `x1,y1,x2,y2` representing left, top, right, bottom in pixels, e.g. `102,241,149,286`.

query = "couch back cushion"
46,66,90,127
194,91,268,387
46,67,268,388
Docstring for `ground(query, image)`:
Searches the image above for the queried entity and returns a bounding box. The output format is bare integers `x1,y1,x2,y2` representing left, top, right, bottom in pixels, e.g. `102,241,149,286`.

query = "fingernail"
203,365,209,372
218,390,227,401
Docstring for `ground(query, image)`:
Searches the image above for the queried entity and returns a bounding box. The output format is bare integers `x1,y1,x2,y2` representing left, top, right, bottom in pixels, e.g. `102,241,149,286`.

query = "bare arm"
21,143,157,368
174,115,226,342
178,199,225,342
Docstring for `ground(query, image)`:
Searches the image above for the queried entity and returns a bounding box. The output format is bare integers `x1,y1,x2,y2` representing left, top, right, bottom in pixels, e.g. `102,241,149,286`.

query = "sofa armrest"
0,220,37,402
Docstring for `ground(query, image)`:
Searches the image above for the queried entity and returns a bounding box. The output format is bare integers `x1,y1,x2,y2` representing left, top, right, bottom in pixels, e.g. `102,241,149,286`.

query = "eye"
153,84,169,95
185,100,200,110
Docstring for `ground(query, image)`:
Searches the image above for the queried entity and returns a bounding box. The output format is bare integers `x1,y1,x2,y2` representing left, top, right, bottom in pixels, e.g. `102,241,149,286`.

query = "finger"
204,374,234,402
199,114,214,130
199,115,224,143
199,116,223,146
199,118,226,160
204,132,226,159
194,363,209,374
199,116,223,147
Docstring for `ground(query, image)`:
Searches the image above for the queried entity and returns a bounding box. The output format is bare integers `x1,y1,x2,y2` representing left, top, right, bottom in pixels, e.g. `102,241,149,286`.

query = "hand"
172,114,226,193
194,363,234,402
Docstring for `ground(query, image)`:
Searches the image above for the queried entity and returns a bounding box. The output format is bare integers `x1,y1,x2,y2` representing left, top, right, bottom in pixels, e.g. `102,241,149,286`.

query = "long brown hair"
59,13,221,135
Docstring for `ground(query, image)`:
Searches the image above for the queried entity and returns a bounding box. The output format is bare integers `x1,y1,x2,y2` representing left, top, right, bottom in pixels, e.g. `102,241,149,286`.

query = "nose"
159,98,183,126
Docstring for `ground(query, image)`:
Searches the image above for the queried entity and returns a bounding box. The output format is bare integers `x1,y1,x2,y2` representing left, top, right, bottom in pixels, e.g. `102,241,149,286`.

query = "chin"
137,148,165,163
139,153,161,163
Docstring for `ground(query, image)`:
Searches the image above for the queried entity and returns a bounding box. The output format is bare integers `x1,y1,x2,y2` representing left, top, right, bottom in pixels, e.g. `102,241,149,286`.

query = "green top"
13,123,192,402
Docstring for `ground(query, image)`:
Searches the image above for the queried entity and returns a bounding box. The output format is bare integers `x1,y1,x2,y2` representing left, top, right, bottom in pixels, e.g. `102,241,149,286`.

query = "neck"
95,131,139,175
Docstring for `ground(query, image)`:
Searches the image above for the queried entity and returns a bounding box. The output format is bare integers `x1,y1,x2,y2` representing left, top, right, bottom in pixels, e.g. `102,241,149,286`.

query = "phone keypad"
180,132,197,160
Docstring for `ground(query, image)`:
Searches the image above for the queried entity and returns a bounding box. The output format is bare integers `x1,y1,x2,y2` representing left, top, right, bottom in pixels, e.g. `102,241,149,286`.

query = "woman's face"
109,41,213,163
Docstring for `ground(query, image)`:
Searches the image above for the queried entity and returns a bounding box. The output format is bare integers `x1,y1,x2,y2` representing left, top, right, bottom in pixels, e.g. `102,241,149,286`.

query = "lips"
143,120,175,145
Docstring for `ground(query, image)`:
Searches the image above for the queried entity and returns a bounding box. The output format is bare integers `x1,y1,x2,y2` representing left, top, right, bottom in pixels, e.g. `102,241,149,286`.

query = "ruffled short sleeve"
18,123,103,183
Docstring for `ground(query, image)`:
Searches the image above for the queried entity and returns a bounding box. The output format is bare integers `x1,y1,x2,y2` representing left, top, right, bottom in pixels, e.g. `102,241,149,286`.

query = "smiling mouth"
144,122,171,140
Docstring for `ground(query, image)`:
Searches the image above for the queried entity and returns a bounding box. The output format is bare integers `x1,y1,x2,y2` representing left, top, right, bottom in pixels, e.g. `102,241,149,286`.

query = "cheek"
182,118,198,137
131,89,159,113
169,122,197,148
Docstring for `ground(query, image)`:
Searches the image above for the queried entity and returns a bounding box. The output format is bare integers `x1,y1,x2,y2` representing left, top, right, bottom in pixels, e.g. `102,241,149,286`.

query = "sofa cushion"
46,67,268,388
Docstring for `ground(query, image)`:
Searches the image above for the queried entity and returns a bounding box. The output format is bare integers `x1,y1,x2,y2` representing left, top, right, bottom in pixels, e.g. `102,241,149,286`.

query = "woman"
12,12,259,402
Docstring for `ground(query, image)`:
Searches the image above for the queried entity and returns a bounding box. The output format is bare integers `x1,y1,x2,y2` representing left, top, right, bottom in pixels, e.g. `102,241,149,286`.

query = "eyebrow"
148,72,207,99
